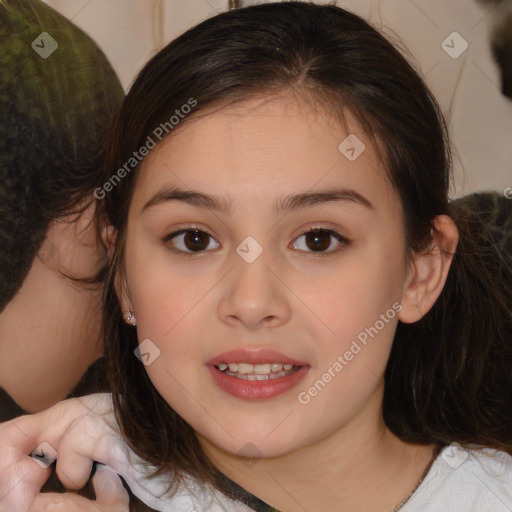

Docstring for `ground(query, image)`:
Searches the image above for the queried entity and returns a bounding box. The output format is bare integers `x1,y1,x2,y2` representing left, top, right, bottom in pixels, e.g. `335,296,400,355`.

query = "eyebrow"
142,185,374,215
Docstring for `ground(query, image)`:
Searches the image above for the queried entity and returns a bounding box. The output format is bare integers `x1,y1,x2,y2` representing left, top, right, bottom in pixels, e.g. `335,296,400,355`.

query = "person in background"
0,1,154,510
0,0,121,418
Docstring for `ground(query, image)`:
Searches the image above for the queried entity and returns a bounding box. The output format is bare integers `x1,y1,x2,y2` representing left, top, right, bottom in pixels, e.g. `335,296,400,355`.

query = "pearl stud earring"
123,310,137,326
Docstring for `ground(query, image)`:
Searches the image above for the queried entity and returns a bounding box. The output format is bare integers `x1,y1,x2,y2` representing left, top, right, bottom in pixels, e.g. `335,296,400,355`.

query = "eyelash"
162,225,350,258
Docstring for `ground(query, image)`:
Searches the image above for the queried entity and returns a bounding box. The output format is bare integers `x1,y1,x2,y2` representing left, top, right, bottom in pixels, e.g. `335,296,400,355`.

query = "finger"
54,395,117,489
53,449,93,490
0,393,113,460
29,492,87,512
0,448,52,512
0,394,115,511
92,465,130,507
55,408,117,489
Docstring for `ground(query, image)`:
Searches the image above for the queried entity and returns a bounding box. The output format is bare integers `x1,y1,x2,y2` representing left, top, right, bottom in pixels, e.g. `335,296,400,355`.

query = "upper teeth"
218,362,294,374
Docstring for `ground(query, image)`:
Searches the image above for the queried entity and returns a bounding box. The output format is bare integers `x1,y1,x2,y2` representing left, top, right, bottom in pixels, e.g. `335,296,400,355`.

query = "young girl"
2,2,512,511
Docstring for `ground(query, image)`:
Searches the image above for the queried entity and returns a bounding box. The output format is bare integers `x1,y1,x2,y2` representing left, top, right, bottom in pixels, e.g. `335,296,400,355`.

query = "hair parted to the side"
96,0,512,503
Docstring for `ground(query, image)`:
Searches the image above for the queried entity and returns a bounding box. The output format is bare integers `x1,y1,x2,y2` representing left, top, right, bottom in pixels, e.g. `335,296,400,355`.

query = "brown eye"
164,229,219,253
292,228,348,255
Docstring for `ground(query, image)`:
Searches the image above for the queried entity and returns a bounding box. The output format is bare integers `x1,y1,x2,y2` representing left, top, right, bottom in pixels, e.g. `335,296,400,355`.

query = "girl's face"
120,92,413,458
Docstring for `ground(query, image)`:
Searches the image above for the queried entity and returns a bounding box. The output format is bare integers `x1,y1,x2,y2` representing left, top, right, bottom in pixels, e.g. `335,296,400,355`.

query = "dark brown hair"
0,0,124,309
96,1,512,505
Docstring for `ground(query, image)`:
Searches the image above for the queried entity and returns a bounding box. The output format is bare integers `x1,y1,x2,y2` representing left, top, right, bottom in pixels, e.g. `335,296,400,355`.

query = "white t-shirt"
105,444,255,512
122,442,512,511
136,476,255,512
401,442,512,511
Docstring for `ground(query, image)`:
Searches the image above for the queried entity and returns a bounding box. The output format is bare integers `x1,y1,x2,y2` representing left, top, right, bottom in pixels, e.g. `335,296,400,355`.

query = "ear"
113,262,135,317
101,224,117,262
101,225,134,314
398,215,459,323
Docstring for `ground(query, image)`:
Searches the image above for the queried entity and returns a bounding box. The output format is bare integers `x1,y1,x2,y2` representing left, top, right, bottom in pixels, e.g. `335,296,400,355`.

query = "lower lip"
207,365,309,400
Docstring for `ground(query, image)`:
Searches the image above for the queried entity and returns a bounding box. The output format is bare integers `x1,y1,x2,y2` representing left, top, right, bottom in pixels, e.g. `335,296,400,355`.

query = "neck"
198,393,437,512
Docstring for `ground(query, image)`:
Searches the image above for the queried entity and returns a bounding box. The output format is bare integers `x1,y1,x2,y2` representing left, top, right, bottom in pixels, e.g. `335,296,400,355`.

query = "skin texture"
118,92,458,512
0,202,105,412
27,464,129,512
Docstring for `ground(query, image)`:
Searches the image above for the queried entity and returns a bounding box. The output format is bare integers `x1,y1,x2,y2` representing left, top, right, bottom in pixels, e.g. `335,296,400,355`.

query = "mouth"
215,362,301,380
207,349,309,400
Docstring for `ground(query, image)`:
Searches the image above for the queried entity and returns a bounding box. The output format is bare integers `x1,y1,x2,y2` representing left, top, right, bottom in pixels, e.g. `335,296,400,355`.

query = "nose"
217,246,291,331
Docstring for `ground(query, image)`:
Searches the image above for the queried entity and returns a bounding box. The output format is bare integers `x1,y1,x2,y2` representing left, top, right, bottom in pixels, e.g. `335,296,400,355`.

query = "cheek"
125,244,214,390
299,237,404,340
129,263,205,340
294,235,404,403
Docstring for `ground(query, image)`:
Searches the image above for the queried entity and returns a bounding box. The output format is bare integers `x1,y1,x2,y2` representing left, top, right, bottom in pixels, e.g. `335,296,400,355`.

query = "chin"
205,427,305,459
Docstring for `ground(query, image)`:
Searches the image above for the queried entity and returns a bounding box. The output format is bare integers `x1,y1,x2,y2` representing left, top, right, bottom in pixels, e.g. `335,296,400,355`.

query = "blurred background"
42,0,512,198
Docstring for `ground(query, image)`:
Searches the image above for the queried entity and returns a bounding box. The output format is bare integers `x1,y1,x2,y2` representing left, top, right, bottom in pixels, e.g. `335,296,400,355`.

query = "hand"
0,393,168,511
0,394,128,512
28,464,129,512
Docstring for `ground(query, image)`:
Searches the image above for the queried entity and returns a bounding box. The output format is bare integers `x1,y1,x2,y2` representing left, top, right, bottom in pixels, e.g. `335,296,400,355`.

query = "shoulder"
403,442,512,511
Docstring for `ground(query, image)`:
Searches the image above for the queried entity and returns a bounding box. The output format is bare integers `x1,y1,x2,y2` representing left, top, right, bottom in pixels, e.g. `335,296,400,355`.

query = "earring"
123,310,137,326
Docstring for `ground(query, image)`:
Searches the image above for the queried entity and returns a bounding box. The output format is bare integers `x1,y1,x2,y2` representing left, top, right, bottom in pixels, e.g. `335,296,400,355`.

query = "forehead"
133,92,399,217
